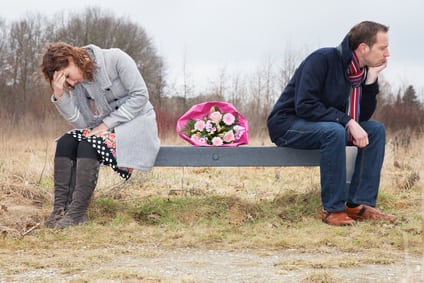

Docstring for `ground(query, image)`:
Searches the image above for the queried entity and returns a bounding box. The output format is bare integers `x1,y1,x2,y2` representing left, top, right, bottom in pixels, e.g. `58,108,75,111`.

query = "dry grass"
0,119,423,282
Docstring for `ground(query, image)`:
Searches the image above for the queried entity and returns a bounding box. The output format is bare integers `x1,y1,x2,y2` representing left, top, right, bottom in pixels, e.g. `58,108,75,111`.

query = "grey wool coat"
52,44,160,171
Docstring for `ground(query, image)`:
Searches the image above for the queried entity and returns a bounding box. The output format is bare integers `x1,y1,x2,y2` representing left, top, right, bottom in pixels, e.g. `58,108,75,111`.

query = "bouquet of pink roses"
176,101,248,146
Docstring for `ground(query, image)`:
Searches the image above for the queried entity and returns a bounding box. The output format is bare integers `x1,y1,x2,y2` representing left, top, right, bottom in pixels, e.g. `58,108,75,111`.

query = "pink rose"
190,133,201,143
209,111,222,124
194,120,206,131
223,131,235,143
222,113,235,126
212,136,223,146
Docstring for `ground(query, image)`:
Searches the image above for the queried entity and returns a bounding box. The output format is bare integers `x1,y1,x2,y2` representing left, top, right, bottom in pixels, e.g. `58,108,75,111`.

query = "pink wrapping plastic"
176,101,249,146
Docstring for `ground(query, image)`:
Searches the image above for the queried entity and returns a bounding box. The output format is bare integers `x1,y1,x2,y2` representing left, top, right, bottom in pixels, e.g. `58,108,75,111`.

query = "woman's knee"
55,134,78,159
77,140,100,161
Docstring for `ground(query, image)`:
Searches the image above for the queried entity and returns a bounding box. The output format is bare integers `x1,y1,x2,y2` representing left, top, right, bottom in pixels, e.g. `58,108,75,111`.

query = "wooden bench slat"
154,146,320,167
155,146,357,167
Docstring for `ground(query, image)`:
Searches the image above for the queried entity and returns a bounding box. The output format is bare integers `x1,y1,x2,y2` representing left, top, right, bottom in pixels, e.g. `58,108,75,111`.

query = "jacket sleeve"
294,53,352,126
359,79,379,121
102,50,149,129
51,93,88,129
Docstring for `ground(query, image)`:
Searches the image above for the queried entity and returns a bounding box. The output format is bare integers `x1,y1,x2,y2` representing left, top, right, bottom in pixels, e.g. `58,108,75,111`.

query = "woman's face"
61,58,84,89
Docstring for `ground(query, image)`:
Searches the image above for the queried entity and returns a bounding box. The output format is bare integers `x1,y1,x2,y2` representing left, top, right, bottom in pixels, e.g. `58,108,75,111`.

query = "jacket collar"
84,44,112,90
336,35,354,68
336,35,355,80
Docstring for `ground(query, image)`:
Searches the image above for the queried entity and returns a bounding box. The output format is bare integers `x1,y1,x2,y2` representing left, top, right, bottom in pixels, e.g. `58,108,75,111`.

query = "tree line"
0,7,422,138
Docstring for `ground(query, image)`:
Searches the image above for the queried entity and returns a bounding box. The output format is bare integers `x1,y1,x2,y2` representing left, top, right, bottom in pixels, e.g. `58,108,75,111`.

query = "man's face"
363,31,390,67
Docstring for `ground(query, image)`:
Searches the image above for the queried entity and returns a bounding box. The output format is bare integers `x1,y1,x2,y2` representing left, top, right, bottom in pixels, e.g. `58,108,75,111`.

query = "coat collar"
84,44,112,90
336,35,354,69
336,35,369,81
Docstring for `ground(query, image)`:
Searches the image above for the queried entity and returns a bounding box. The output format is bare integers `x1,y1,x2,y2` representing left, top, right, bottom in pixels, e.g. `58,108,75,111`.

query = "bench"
154,146,358,189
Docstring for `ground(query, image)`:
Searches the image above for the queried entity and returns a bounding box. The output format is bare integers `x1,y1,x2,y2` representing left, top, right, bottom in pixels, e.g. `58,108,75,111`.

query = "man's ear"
358,42,369,53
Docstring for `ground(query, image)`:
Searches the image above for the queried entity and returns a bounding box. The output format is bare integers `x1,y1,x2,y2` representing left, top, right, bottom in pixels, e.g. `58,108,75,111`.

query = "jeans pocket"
281,130,305,146
276,136,287,147
281,129,322,149
277,130,304,146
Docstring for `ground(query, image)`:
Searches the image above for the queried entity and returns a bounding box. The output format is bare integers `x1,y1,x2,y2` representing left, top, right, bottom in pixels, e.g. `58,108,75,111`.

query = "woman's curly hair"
40,42,96,88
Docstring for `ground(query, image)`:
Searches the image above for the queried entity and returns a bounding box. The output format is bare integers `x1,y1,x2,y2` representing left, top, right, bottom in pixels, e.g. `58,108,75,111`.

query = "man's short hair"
348,21,389,50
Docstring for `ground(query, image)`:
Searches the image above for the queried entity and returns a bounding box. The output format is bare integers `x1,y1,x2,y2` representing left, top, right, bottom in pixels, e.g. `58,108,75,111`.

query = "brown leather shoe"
321,210,355,226
345,204,396,221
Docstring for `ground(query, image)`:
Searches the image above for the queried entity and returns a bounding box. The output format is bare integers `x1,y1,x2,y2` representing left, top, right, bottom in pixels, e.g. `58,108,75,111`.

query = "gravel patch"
3,248,421,282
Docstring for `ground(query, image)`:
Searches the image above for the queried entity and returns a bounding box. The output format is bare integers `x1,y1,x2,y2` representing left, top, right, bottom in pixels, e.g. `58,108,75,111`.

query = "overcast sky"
2,0,423,98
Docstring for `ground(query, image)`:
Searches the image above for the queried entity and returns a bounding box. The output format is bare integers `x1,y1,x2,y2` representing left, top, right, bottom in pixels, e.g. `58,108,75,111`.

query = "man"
267,21,396,226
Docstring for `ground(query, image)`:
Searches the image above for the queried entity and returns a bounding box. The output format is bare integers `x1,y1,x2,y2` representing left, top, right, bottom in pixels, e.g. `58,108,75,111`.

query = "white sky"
2,0,423,98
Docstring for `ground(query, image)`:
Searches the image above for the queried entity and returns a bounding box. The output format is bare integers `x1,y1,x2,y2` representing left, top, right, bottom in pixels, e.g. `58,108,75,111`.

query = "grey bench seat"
154,146,357,187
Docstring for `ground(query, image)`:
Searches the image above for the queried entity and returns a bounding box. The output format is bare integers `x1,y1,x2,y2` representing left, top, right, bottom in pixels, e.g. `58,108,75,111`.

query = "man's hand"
365,62,387,84
346,119,369,148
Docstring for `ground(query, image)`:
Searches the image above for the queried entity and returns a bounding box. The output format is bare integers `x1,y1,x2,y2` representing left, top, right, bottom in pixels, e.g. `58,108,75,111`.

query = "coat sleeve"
294,53,352,126
359,79,379,121
102,50,149,129
51,93,88,129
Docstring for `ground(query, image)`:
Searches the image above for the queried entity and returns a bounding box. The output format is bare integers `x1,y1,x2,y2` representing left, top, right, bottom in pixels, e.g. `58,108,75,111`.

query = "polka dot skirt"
70,128,132,180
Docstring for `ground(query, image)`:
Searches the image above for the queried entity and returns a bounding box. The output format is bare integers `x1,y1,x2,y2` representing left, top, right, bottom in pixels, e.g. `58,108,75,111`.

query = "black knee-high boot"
45,157,75,228
55,158,100,228
65,164,76,211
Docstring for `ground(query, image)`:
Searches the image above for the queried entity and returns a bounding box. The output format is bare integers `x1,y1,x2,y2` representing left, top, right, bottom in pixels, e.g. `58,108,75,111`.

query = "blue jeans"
275,119,385,212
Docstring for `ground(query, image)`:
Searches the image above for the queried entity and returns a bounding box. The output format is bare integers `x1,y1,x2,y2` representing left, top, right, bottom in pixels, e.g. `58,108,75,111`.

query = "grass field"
0,119,422,282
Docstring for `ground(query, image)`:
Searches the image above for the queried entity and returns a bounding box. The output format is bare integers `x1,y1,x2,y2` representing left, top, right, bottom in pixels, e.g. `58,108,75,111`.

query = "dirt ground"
1,247,423,282
1,194,423,283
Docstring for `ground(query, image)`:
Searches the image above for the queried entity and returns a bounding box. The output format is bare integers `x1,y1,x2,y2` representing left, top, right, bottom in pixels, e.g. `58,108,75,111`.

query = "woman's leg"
56,140,100,228
45,134,78,228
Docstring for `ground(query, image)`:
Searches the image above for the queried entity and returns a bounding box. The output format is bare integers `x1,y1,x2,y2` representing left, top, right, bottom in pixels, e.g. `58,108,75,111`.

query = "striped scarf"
347,52,365,122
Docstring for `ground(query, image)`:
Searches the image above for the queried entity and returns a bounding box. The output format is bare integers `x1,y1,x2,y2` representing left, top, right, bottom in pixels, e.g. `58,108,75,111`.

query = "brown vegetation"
0,114,422,281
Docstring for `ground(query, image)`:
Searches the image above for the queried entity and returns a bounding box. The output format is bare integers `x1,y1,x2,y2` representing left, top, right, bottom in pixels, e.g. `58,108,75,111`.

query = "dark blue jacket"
267,35,380,144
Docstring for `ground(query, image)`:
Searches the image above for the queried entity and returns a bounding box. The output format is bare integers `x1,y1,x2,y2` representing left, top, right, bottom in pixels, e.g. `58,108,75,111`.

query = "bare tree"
246,59,279,135
261,58,277,114
180,49,195,108
208,67,228,99
277,48,299,91
228,72,245,108
3,14,47,115
0,18,7,92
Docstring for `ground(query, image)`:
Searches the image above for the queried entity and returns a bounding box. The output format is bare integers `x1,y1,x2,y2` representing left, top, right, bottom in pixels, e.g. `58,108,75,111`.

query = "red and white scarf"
347,52,365,122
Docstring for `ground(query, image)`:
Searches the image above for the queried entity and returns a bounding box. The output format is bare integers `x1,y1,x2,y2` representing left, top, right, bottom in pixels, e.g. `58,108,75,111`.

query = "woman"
40,42,160,228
